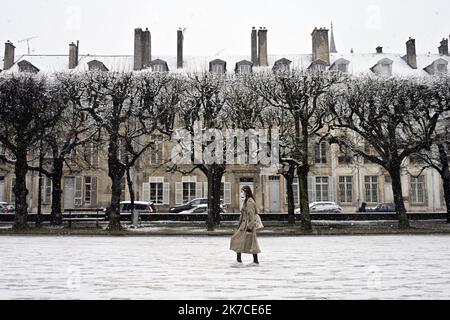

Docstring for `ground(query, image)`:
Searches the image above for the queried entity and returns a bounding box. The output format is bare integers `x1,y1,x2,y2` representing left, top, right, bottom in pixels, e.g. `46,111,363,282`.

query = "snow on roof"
2,52,449,76
3,54,70,74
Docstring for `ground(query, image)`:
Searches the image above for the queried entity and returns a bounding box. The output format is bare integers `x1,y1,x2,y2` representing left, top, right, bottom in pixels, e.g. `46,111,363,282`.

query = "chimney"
403,37,417,69
142,28,151,68
251,27,258,66
134,28,143,70
258,27,268,67
177,28,184,69
3,41,15,70
438,38,449,56
376,46,383,54
69,41,79,69
311,27,330,65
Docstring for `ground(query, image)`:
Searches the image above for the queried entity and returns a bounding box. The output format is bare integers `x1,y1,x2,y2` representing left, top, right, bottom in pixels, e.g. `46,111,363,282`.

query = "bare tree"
327,76,443,229
246,70,345,231
169,73,229,231
411,75,450,222
0,73,65,230
82,71,178,231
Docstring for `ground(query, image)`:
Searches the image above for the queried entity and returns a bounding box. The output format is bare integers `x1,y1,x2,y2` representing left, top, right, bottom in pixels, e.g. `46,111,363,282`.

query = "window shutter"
175,182,183,204
10,177,16,203
92,177,98,205
307,176,316,203
196,182,203,199
142,183,150,202
75,176,83,207
163,183,170,205
203,182,208,198
224,182,232,205
329,176,336,202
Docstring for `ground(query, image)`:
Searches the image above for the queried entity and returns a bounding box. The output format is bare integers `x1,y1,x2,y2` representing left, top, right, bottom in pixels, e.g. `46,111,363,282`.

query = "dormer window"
371,58,393,76
17,60,39,74
150,59,169,72
87,60,109,72
273,58,292,73
235,60,253,74
308,59,328,72
423,58,448,75
209,59,226,74
330,58,350,73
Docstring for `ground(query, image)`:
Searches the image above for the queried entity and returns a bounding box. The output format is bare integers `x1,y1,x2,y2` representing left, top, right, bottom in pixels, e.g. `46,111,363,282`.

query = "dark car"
169,198,208,213
367,203,396,213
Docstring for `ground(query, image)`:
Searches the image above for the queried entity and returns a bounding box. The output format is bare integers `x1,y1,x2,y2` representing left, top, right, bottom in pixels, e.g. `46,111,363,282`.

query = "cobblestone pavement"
0,235,449,299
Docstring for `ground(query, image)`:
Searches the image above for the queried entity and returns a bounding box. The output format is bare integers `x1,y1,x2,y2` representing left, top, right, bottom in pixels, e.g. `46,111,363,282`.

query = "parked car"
366,203,396,213
119,201,156,214
295,202,343,214
0,202,14,214
179,204,208,215
169,198,208,213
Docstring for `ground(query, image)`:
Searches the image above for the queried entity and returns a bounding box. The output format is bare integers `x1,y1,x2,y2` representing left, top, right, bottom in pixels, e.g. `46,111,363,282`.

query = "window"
338,176,353,204
42,177,52,204
150,137,164,164
150,182,164,204
212,64,224,74
365,176,379,203
84,176,92,204
437,63,447,73
380,63,392,76
183,182,196,203
314,142,327,164
338,153,353,165
316,177,329,202
153,64,165,72
411,176,426,204
239,65,251,73
337,63,348,73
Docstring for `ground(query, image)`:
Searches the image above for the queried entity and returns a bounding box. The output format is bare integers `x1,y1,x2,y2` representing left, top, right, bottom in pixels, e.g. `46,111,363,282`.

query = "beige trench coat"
230,198,261,254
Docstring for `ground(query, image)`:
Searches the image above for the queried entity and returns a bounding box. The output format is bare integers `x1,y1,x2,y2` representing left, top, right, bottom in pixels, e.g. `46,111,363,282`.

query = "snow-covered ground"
0,235,449,300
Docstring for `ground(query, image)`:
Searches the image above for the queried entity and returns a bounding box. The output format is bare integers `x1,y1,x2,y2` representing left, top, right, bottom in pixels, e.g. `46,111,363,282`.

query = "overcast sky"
1,0,449,58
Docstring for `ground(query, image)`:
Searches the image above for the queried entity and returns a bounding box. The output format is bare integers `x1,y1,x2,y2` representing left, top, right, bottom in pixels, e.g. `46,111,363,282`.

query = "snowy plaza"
0,235,449,300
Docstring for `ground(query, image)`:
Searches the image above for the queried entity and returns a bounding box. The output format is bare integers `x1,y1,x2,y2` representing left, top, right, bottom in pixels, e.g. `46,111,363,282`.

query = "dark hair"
241,185,255,204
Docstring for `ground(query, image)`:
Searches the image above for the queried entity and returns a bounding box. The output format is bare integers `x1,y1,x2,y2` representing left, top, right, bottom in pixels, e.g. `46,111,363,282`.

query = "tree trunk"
36,171,43,228
126,168,136,225
389,165,409,229
298,165,312,231
13,147,29,230
206,164,224,231
283,165,296,225
437,144,450,223
108,172,124,231
443,173,450,224
50,158,64,225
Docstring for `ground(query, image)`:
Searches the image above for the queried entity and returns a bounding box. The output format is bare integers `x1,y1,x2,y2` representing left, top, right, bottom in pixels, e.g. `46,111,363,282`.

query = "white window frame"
84,176,92,205
338,176,353,204
239,65,251,73
365,176,379,203
315,142,327,164
411,175,426,204
315,177,329,202
212,64,224,74
42,176,52,205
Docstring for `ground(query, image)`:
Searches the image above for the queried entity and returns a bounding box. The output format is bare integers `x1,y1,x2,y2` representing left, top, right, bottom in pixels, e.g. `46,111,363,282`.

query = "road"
0,235,449,299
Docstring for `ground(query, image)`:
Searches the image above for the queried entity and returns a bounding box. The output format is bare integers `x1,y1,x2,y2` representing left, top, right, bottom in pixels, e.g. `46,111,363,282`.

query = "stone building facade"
1,26,449,214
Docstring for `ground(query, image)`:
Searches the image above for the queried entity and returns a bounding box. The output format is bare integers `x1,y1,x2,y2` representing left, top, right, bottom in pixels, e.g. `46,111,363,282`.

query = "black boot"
237,253,243,263
253,254,259,264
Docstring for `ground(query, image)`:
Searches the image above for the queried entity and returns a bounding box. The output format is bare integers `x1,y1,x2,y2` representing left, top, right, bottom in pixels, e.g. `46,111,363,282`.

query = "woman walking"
230,186,262,266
